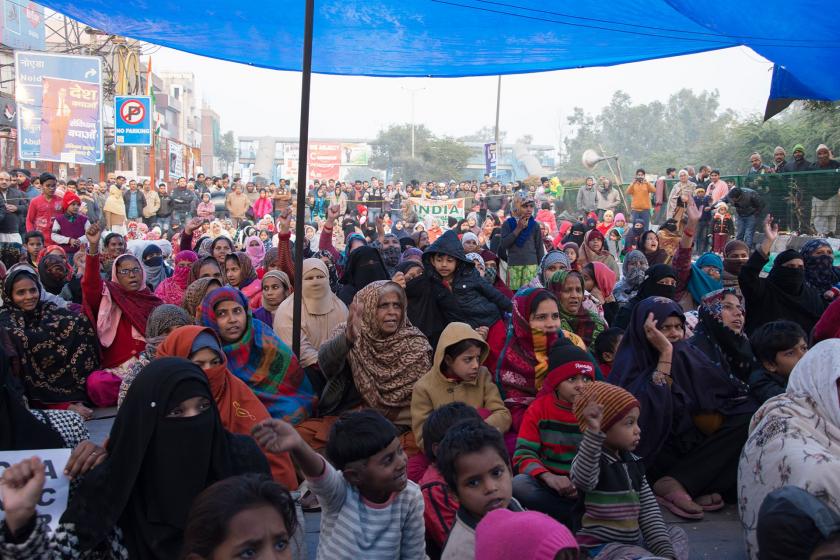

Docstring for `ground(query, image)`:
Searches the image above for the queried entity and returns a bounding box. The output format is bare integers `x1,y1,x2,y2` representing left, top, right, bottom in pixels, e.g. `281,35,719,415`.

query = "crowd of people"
0,145,839,560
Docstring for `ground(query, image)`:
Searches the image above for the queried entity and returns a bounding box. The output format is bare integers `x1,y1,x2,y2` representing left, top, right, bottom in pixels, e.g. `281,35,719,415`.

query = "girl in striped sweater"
571,381,688,559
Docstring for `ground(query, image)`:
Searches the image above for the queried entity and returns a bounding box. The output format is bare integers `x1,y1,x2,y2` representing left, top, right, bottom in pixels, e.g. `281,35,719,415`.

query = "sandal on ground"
656,491,705,520
695,493,725,512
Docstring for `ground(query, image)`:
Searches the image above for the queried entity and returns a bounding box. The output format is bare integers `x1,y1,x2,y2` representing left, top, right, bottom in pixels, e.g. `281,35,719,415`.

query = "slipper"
695,493,725,512
656,491,704,520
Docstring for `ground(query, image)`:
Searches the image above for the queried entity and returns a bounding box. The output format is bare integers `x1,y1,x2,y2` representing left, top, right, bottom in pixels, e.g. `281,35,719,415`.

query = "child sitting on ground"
23,230,44,267
252,410,425,559
411,322,511,454
512,338,594,525
748,321,808,404
423,229,512,329
592,327,624,379
572,381,688,560
418,403,483,554
437,419,523,560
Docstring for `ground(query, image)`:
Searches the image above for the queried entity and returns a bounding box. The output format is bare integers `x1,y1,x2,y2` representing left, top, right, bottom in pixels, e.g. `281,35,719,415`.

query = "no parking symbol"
120,99,146,125
114,95,152,146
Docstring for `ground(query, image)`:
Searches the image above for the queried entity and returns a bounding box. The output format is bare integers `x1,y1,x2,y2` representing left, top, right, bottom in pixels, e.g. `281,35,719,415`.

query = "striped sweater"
570,430,674,557
513,396,582,478
308,458,426,559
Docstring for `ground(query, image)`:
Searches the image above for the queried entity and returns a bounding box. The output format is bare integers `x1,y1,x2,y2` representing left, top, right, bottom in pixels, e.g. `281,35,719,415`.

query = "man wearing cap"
791,144,812,171
26,173,62,245
0,170,27,266
13,169,39,200
773,147,791,173
812,144,840,170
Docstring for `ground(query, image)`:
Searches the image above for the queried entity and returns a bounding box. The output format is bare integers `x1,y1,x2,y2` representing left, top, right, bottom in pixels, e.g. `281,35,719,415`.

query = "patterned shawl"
694,288,756,383
738,339,840,558
546,270,605,351
154,250,197,305
182,277,223,320
199,286,315,424
801,239,840,293
331,280,431,421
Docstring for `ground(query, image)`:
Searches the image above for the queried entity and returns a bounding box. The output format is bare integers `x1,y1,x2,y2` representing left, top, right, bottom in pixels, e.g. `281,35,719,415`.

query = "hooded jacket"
410,322,511,449
424,229,512,328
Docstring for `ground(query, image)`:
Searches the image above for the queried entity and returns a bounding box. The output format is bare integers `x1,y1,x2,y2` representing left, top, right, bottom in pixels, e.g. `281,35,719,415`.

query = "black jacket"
170,187,197,214
722,187,763,217
122,189,146,216
0,187,28,234
748,368,786,405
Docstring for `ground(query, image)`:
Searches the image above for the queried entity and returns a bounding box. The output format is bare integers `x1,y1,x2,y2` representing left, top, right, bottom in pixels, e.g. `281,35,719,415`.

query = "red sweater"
26,194,62,245
513,395,582,478
419,463,459,549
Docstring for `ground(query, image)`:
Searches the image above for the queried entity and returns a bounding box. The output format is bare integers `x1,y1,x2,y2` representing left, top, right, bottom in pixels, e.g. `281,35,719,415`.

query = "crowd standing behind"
0,143,840,560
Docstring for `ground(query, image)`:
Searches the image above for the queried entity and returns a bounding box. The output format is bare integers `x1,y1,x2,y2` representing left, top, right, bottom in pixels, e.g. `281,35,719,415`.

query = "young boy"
572,382,687,560
51,191,88,258
512,338,594,525
748,321,808,404
418,402,483,552
251,410,425,560
437,419,523,560
22,230,44,266
592,327,624,379
423,228,511,329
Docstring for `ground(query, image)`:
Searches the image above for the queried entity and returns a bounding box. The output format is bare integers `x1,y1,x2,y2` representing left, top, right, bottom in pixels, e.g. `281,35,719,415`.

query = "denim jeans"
735,214,758,248
695,220,711,254
631,209,651,231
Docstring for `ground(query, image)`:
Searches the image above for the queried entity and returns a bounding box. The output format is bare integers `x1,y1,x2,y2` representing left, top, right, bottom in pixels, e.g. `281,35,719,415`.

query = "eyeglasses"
116,267,142,277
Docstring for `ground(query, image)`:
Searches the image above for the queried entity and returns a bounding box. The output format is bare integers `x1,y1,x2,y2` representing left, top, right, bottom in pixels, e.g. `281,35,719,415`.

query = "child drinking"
748,321,808,404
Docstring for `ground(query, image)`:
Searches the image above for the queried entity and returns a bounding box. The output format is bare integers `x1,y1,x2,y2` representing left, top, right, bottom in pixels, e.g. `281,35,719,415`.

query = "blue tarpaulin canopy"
38,0,839,114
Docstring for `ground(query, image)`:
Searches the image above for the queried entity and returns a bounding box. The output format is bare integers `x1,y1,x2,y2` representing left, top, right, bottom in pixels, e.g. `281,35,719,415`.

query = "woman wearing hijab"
337,244,390,306
0,358,269,559
562,222,586,246
313,281,431,453
623,219,646,255
244,235,266,270
546,270,606,351
800,238,840,298
37,246,82,304
581,261,618,321
721,240,749,295
613,250,649,303
740,216,827,335
183,276,223,320
275,258,348,368
738,339,840,559
200,286,315,423
0,266,99,413
116,303,194,408
140,244,171,291
253,270,291,326
156,326,297,489
208,235,234,268
224,251,261,310
612,264,679,329
614,297,757,521
154,250,198,305
531,249,570,288
640,229,668,266
82,225,163,407
313,249,340,293
103,184,127,234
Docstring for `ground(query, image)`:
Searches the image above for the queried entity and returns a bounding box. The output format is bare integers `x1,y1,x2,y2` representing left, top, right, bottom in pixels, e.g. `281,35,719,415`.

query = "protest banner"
340,143,370,166
308,143,341,181
409,196,465,225
0,448,72,531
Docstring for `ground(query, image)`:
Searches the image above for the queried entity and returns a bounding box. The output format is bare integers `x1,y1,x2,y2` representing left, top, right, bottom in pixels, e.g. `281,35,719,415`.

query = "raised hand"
685,194,703,224
251,419,303,455
185,217,204,235
643,312,673,355
391,271,406,289
277,210,292,233
581,401,603,433
85,223,102,251
345,302,363,345
326,204,340,223
764,214,778,243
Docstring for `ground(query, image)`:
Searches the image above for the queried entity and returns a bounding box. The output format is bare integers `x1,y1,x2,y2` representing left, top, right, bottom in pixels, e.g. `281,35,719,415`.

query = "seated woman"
310,280,432,454
82,225,162,407
577,229,620,279
485,288,586,451
254,270,291,326
209,235,234,268
612,250,649,304
546,270,606,352
640,229,668,266
337,245,390,306
721,240,749,295
157,326,297,490
0,266,98,416
612,264,679,329
37,246,82,305
140,244,171,292
274,259,346,369
154,250,198,305
200,286,315,424
738,340,840,558
529,249,570,288
740,216,826,336
182,276,223,320
614,297,757,521
800,238,840,298
224,252,261,309
0,358,270,558
688,289,756,384
188,255,224,285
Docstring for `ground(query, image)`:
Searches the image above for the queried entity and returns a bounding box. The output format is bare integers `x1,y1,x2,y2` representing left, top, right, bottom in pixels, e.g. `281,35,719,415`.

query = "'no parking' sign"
115,96,152,146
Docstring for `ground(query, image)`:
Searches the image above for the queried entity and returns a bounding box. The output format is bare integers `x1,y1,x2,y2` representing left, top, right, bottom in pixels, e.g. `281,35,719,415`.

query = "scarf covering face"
200,286,315,423
61,359,255,559
739,339,840,558
314,249,340,293
0,344,65,450
496,288,559,405
640,230,667,266
182,276,222,320
547,270,605,350
155,250,198,305
694,288,756,383
504,215,537,247
330,280,431,421
613,250,649,303
723,240,750,276
769,249,807,293
623,220,646,252
634,264,678,302
801,239,840,292
590,261,617,300
338,245,390,306
562,223,586,245
141,244,168,291
0,269,98,403
86,254,163,349
613,296,756,464
687,252,723,304
244,235,266,268
301,258,339,315
103,184,126,216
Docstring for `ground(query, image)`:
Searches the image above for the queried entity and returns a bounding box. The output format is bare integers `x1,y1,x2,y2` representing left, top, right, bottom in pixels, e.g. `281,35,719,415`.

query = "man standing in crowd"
773,147,790,173
706,169,730,204
226,182,251,226
625,168,656,230
14,169,39,200
170,176,197,228
194,172,207,193
576,176,598,216
746,152,772,180
667,169,696,220
156,183,173,231
142,179,160,227
791,144,812,171
596,177,621,219
692,165,711,189
123,179,146,222
245,182,260,206
0,170,27,267
78,181,101,226
209,177,227,218
26,172,61,245
721,186,763,247
654,167,676,222
813,144,840,170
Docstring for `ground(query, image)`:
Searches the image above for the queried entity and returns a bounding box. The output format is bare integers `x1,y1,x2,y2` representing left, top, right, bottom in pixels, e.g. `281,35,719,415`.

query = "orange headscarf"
156,325,297,489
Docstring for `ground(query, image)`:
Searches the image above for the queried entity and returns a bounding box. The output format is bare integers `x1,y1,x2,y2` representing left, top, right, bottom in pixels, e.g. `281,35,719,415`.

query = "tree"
371,123,472,182
216,130,237,167
459,126,506,143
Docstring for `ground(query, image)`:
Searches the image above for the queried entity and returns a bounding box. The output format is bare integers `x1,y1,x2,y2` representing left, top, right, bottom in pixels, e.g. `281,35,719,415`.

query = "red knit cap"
62,191,81,212
573,381,640,433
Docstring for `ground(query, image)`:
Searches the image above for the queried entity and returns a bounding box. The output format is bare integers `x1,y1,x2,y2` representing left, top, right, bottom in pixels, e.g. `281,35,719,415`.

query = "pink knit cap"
475,509,578,560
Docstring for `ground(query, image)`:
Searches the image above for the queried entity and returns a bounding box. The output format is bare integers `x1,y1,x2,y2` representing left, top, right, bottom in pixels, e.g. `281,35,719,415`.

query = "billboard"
484,142,497,175
284,144,299,180
114,95,152,146
307,142,340,181
1,1,45,51
168,141,184,179
15,51,103,164
341,143,370,166
239,140,257,159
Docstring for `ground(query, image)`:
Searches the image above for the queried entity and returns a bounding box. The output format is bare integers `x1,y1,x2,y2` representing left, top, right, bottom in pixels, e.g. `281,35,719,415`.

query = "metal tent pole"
292,0,314,357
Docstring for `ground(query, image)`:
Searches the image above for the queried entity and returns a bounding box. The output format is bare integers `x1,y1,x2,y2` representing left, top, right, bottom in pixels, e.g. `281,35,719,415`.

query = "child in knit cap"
512,338,594,525
572,381,688,559
475,509,580,560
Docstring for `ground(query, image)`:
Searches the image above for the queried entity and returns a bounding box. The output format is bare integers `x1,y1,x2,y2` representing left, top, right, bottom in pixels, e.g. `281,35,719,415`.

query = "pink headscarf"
154,250,198,304
244,235,266,268
591,261,617,298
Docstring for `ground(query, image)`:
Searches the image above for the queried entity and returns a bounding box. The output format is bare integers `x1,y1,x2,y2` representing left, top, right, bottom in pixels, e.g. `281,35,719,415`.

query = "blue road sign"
115,96,152,146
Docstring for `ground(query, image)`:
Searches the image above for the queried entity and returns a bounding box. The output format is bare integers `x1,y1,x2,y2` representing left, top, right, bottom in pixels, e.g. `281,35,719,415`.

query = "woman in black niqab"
337,245,390,305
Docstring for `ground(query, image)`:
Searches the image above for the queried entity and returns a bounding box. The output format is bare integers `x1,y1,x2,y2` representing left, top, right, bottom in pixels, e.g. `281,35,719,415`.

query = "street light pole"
401,85,425,158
